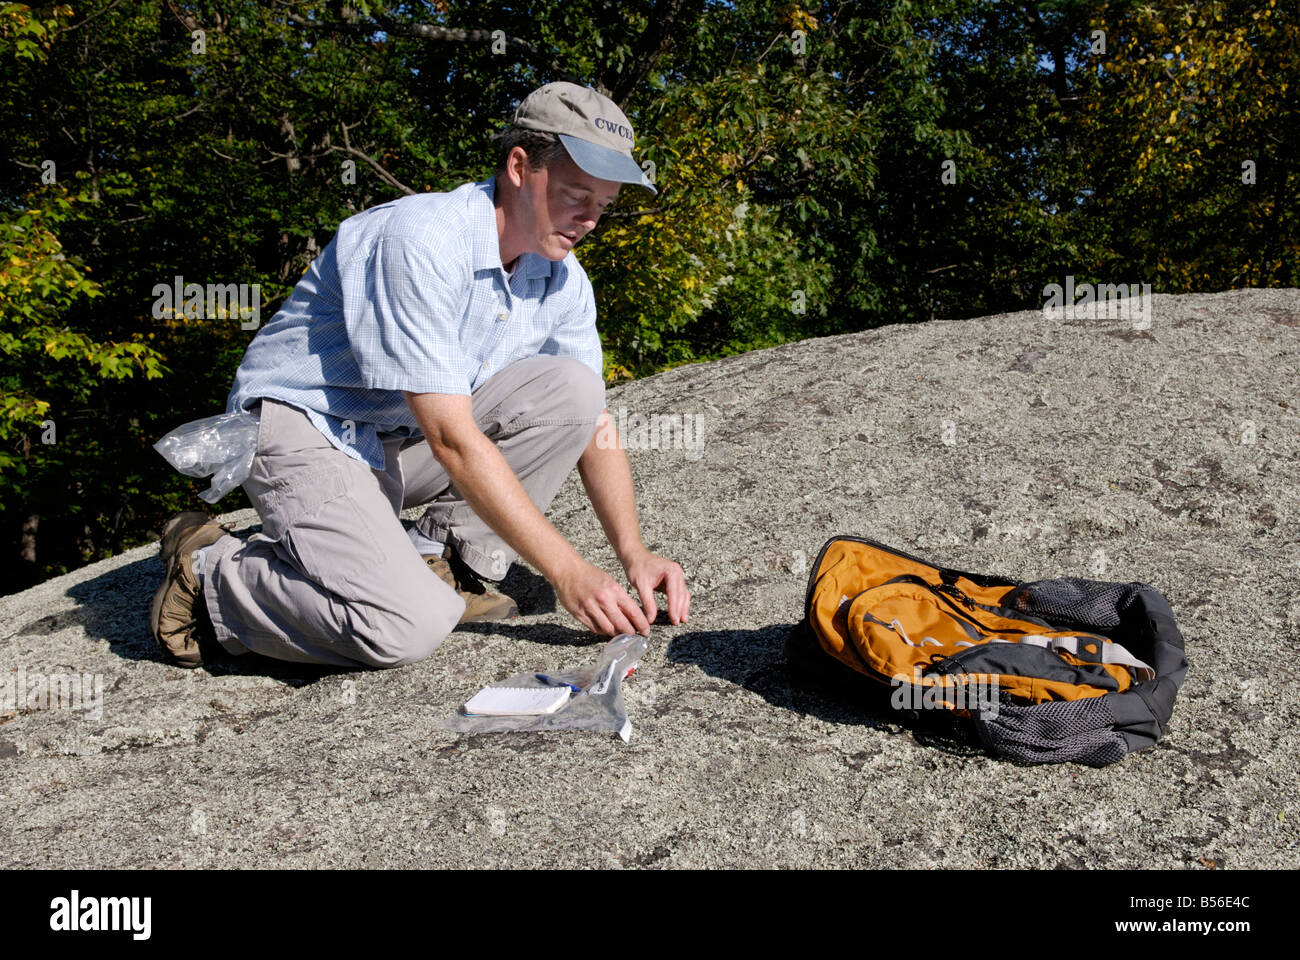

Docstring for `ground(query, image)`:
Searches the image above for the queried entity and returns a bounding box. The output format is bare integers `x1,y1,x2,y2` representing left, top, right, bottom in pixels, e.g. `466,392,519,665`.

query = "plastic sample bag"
154,411,260,503
440,633,649,742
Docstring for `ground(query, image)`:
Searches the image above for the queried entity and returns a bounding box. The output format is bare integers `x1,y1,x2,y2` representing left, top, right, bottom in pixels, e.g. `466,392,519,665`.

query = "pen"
535,673,582,693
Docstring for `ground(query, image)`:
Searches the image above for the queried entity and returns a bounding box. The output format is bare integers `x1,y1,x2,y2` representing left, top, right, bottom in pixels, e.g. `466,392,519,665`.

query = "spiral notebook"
462,685,571,717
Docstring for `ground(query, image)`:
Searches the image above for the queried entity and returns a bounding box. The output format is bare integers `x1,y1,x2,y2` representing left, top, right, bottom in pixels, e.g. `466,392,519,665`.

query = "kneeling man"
151,82,690,669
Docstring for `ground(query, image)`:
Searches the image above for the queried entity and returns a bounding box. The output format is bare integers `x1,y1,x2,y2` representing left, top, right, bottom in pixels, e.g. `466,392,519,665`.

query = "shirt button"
497,310,508,321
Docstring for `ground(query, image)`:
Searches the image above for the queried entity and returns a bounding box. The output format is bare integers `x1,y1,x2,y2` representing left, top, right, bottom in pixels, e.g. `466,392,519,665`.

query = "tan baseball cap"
512,81,657,194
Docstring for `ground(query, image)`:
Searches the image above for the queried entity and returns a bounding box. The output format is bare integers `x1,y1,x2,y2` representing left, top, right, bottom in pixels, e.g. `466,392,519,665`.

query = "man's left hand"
623,549,691,627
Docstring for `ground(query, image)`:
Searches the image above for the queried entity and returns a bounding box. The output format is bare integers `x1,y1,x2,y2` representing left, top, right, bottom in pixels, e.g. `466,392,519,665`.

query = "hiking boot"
424,545,519,623
150,511,229,668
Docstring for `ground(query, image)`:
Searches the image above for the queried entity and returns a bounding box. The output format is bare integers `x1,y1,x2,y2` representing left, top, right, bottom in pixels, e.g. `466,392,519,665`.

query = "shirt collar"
470,177,554,282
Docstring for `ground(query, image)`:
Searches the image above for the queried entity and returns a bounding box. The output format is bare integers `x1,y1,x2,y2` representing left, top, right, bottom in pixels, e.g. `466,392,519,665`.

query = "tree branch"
61,0,126,34
337,120,416,196
285,10,583,85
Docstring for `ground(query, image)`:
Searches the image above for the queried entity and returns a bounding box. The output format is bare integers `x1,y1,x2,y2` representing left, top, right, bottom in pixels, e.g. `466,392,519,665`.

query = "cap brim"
558,134,658,195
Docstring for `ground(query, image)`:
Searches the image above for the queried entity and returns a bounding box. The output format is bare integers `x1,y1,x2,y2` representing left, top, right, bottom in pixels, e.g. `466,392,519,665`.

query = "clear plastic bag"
153,411,260,503
439,633,649,742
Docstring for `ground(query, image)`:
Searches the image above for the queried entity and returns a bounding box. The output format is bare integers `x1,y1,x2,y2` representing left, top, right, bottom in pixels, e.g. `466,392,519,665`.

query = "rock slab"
2,289,1297,868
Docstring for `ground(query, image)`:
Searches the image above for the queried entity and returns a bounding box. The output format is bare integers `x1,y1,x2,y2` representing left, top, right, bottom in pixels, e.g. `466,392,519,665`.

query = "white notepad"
462,685,571,717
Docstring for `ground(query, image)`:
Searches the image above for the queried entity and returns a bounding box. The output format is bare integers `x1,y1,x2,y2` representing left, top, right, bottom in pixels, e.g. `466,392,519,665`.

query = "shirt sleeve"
340,233,472,395
539,261,604,381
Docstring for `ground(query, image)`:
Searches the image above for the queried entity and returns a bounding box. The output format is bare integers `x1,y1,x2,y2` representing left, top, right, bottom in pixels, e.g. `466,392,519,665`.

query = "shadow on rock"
52,555,162,665
496,563,556,616
60,555,343,688
666,623,987,755
193,651,350,686
452,620,603,648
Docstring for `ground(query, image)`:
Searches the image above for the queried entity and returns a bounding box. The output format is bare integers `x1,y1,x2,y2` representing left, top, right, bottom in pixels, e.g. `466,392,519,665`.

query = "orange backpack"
792,535,1188,766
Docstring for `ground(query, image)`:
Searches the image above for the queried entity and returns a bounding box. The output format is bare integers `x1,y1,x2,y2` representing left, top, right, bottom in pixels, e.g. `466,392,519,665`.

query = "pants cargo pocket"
259,461,390,600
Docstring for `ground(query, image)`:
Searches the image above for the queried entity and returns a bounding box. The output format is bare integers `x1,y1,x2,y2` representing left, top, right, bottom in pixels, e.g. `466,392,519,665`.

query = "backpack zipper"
935,582,976,609
880,574,1039,638
893,574,1064,630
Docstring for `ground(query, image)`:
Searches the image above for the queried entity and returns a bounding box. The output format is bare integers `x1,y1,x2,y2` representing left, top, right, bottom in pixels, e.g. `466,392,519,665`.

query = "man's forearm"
577,409,646,567
404,392,581,580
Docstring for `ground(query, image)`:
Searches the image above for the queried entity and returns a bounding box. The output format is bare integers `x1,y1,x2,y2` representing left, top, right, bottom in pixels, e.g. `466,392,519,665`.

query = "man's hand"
623,548,691,626
552,557,652,637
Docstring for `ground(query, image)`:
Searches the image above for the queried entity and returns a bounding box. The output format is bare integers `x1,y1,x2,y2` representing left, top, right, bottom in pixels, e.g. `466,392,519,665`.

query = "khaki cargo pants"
201,356,605,668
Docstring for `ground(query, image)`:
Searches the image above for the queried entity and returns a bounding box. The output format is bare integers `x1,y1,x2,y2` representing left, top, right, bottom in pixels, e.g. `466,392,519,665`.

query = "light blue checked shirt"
226,177,604,471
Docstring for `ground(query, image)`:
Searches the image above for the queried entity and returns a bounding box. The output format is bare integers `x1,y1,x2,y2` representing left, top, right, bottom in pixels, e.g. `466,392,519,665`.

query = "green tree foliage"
0,0,1294,589
1,4,166,578
1079,0,1299,289
0,2,71,61
0,191,164,455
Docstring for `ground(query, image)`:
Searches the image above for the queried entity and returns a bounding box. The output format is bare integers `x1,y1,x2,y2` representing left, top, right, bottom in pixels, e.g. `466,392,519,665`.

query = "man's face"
514,148,622,261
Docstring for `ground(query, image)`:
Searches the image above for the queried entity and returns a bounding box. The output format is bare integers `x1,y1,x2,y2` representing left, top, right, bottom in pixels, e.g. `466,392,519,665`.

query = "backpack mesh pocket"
975,696,1128,767
1002,577,1142,631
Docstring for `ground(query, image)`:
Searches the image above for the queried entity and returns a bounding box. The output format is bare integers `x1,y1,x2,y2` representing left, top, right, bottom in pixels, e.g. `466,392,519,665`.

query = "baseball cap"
511,81,657,195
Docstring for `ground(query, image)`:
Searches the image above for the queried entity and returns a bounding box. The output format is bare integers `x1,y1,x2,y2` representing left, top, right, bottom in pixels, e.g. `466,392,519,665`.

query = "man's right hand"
552,556,652,637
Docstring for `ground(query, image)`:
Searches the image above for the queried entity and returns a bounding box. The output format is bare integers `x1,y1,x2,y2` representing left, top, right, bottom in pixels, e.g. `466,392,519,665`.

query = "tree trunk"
20,514,38,566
